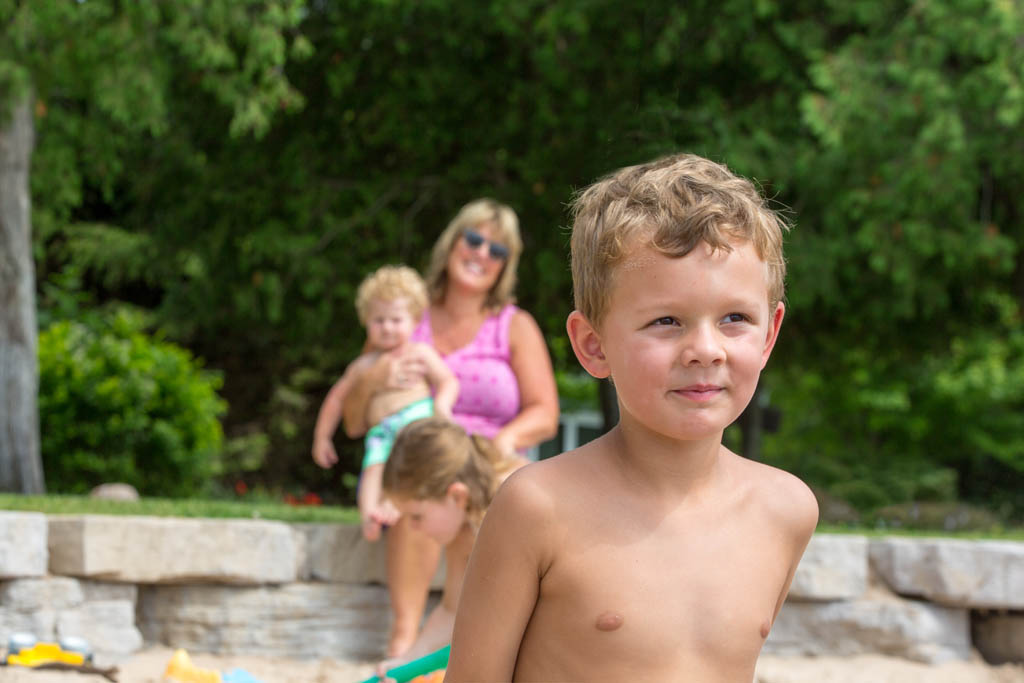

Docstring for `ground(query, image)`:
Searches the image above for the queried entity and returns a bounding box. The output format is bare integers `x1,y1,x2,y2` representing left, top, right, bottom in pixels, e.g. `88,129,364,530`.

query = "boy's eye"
651,317,678,326
722,313,749,324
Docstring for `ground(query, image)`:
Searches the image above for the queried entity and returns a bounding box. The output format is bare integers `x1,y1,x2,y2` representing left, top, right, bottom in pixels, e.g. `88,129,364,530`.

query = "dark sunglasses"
462,229,510,261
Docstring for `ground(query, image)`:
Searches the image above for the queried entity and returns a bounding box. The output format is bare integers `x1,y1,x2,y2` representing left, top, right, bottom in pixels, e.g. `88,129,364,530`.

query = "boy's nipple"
595,611,624,632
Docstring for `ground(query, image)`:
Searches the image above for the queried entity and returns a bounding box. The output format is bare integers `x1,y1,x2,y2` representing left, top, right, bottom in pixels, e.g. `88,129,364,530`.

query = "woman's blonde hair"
423,199,524,310
354,265,429,325
382,417,517,529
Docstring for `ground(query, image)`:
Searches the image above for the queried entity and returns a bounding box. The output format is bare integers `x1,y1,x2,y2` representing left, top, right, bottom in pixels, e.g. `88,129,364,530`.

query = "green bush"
38,312,226,497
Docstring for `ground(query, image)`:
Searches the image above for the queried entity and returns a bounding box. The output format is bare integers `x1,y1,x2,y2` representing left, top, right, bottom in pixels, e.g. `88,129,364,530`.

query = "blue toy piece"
222,668,264,683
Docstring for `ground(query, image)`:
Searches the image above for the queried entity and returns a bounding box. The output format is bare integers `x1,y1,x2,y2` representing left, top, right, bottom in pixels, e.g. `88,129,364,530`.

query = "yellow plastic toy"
164,649,223,683
6,641,87,668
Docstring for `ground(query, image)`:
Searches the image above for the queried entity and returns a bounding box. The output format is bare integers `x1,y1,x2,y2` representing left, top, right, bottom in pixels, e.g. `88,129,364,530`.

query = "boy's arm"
311,359,368,467
446,469,552,681
416,344,459,419
770,478,819,622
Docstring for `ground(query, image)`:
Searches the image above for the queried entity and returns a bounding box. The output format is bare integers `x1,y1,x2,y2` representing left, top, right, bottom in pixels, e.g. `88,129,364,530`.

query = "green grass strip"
0,493,359,524
816,522,1024,541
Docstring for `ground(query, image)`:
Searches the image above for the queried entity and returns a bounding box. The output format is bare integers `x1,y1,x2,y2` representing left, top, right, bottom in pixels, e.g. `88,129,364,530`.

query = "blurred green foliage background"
5,0,1023,525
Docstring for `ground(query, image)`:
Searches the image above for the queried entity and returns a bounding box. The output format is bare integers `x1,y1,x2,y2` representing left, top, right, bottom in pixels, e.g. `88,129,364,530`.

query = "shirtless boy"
446,154,819,682
312,265,458,541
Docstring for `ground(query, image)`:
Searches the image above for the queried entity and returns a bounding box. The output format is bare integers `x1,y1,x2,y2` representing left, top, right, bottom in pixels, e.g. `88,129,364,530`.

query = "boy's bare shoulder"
494,455,567,512
491,449,594,526
734,454,819,534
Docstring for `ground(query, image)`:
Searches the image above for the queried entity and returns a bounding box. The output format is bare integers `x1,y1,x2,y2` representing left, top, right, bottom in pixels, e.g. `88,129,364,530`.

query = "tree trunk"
738,382,763,461
0,92,44,494
599,379,619,434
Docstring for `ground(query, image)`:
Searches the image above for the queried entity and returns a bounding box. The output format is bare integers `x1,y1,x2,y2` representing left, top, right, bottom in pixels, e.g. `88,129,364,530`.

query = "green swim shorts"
362,397,435,470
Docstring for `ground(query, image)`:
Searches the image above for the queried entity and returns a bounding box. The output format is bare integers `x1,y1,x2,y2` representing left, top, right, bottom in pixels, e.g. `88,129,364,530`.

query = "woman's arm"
339,362,381,438
493,310,560,454
312,360,366,466
342,349,432,438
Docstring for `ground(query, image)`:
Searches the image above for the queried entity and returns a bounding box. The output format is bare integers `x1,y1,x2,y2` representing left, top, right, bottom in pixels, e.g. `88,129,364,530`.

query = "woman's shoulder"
505,306,545,349
410,306,433,344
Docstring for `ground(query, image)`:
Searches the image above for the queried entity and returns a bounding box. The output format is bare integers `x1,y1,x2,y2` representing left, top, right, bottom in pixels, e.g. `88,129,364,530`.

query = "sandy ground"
0,647,1022,683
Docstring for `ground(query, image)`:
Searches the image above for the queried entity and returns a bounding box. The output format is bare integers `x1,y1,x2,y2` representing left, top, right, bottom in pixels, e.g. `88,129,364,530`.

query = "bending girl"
376,416,523,672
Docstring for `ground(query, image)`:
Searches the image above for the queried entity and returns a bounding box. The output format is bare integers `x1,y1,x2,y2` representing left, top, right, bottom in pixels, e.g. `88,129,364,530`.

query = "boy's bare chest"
518,511,788,679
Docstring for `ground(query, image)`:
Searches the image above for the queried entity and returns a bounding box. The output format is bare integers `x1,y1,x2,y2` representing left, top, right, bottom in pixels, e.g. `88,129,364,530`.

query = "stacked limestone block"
4,508,1021,664
45,515,409,660
765,534,972,664
871,537,1024,664
0,511,142,661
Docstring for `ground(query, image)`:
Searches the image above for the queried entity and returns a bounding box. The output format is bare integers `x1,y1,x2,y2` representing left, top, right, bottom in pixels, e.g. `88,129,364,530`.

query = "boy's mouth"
673,384,723,401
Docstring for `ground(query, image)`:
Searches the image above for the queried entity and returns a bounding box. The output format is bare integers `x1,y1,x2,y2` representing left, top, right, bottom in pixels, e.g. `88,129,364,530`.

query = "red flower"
234,480,248,496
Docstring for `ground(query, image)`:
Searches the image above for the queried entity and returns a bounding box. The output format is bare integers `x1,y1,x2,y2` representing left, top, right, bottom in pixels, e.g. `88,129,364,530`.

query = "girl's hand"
371,499,401,528
492,430,517,457
374,658,401,682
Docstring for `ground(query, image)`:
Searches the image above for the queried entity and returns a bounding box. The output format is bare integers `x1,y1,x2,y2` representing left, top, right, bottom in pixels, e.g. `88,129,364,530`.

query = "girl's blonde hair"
382,417,517,528
423,199,523,311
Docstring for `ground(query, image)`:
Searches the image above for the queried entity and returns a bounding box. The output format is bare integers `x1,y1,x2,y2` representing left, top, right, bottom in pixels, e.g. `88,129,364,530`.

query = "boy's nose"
682,323,725,366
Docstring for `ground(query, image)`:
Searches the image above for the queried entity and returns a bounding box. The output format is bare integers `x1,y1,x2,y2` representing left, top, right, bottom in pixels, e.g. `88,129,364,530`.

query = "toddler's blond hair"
354,265,429,325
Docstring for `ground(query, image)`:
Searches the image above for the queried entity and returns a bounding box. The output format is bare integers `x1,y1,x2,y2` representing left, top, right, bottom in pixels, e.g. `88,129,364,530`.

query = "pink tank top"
412,304,521,439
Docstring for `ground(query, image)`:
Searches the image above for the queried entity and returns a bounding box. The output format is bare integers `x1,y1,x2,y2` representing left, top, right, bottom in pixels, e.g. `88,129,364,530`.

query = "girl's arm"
418,344,459,419
492,310,560,455
445,469,552,681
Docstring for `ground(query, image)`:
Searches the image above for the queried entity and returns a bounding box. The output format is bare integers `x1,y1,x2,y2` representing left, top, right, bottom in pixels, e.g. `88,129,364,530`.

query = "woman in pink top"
335,198,559,658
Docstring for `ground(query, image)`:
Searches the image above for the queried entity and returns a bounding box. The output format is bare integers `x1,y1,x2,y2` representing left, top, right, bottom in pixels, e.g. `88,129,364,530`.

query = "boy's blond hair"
570,153,789,328
355,265,429,325
382,417,516,529
424,199,523,310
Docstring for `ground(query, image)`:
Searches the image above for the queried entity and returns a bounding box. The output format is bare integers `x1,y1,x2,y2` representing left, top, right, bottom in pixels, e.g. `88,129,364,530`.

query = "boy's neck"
607,414,726,497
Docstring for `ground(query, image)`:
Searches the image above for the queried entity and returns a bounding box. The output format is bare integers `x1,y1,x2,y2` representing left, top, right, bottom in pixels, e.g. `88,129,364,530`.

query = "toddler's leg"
357,464,386,542
385,516,442,658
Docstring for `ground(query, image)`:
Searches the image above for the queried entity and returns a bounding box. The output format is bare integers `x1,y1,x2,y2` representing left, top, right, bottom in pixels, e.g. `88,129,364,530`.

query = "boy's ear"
760,301,786,369
566,310,610,379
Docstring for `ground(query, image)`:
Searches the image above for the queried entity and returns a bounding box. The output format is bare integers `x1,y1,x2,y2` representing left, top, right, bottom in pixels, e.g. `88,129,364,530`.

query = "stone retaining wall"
1,511,1021,665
